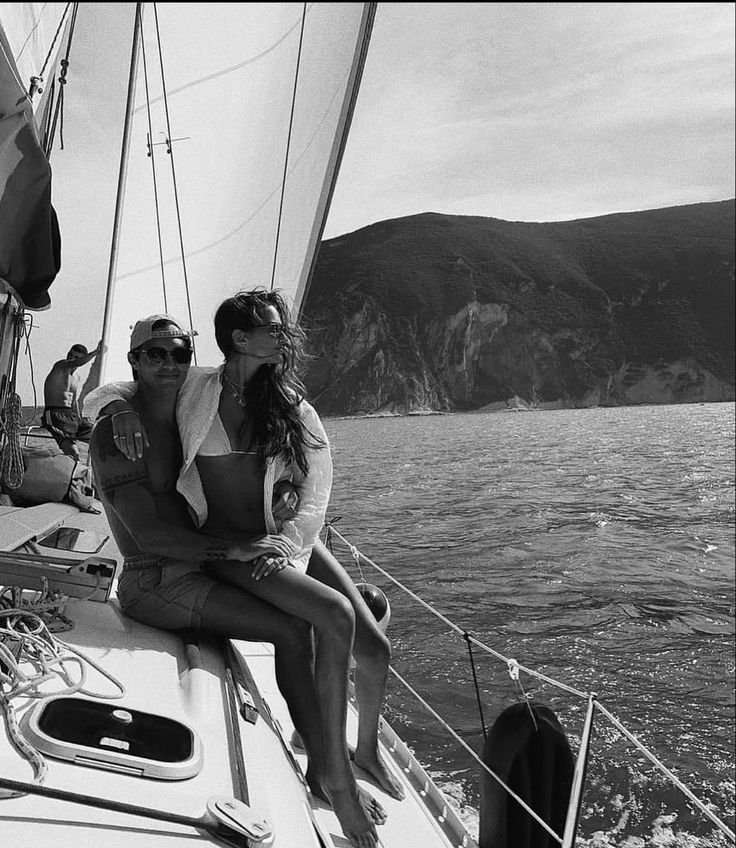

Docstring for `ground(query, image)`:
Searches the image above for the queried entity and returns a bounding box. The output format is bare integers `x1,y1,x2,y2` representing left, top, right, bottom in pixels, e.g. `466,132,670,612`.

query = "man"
42,341,103,460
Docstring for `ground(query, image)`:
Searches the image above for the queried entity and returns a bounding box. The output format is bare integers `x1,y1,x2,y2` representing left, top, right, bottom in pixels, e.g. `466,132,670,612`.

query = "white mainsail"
0,1,68,122
4,2,374,396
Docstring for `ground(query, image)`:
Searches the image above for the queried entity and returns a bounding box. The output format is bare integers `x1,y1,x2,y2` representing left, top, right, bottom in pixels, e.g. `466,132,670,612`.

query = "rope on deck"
0,582,125,799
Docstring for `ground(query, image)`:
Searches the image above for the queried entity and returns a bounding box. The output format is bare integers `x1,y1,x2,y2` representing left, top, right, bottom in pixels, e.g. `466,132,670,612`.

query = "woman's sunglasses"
136,346,193,365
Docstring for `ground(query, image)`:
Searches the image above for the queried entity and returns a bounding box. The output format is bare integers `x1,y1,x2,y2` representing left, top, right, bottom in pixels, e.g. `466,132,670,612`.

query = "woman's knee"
319,592,356,641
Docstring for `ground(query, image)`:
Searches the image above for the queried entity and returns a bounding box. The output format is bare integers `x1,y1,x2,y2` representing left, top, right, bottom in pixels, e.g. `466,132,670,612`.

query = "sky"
5,2,735,404
323,2,735,238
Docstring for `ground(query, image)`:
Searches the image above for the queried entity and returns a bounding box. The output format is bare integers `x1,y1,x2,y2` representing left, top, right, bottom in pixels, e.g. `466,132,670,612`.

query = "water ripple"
325,403,736,843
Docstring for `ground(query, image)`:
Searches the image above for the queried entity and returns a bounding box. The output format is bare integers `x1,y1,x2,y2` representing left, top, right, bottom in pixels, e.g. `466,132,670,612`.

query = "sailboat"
0,4,733,848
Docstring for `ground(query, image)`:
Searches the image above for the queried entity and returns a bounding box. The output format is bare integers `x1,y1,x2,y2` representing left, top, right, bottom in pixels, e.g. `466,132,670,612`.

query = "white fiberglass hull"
0,500,475,848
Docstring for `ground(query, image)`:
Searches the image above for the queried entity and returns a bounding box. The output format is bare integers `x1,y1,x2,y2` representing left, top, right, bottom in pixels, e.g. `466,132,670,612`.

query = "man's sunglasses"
136,346,193,365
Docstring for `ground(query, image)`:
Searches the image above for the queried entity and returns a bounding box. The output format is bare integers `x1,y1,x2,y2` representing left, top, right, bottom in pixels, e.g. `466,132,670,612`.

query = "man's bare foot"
354,747,406,800
326,784,380,848
305,768,330,803
291,729,357,759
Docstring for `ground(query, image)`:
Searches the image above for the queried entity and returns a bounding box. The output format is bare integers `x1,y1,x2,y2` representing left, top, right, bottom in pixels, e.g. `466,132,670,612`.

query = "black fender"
479,702,574,848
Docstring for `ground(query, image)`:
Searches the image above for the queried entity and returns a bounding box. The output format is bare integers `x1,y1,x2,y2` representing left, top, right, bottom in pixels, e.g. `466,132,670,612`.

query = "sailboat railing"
323,523,736,845
561,693,596,848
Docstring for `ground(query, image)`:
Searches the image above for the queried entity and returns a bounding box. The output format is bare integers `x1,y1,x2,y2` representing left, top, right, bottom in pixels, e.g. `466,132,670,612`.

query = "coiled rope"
0,308,27,490
0,390,23,489
0,582,125,799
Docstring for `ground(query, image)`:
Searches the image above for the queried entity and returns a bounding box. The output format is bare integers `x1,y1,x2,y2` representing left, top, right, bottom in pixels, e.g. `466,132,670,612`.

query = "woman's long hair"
214,289,325,474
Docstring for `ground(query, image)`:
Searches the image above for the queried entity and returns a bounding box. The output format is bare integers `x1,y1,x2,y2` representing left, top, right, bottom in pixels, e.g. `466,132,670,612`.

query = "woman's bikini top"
197,413,258,457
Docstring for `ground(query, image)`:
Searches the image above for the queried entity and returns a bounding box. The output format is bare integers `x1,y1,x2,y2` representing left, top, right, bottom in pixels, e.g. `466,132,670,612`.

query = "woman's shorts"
117,556,218,630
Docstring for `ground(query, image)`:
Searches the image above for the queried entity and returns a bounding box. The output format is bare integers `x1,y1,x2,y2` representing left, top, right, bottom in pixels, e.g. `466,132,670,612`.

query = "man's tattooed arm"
90,416,295,564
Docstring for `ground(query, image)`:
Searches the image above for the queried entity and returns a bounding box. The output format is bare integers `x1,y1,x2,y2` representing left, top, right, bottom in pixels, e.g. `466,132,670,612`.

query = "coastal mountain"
301,200,735,416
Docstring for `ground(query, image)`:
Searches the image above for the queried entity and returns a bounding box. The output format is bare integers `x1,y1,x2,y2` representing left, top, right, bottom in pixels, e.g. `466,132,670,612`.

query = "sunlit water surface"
323,403,735,847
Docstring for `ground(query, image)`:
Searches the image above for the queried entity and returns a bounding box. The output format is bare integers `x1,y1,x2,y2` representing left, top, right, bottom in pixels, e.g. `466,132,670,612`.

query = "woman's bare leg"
198,581,326,796
308,540,405,800
205,561,382,848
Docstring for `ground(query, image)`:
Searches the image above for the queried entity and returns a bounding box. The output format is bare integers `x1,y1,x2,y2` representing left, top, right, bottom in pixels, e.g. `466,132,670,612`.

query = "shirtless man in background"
42,341,103,460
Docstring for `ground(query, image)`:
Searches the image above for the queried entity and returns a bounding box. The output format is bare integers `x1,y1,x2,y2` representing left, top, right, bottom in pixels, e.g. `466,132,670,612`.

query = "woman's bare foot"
358,785,387,825
327,784,380,847
354,746,406,800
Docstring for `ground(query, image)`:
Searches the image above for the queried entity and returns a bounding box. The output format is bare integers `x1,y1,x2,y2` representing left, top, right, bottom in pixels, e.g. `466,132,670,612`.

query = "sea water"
323,402,735,847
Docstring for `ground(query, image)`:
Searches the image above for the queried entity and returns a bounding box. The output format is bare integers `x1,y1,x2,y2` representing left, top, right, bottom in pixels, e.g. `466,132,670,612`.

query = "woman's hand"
251,555,293,581
108,405,149,461
272,480,299,521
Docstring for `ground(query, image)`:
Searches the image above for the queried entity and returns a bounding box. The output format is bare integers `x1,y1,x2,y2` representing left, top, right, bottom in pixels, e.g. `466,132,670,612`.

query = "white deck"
0,501,476,847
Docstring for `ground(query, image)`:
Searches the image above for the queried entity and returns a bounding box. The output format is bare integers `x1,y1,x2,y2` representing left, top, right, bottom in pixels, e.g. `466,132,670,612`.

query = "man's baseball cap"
129,315,193,351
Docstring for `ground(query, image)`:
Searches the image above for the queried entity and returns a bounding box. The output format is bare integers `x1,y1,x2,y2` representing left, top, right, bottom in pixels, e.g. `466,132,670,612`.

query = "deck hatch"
22,695,203,779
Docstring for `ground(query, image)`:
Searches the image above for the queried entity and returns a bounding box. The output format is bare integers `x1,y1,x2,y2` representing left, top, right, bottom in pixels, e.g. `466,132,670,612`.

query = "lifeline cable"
325,524,736,844
43,2,79,158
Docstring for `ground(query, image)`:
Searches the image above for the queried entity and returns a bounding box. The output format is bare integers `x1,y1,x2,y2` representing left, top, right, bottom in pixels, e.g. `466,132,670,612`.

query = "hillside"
301,200,735,415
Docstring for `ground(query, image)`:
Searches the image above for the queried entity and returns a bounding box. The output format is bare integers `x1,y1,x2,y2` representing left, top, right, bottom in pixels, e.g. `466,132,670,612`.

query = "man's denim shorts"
117,555,217,630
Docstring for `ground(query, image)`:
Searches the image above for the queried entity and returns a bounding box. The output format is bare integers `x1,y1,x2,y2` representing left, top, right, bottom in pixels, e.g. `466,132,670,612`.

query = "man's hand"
272,480,299,521
230,534,295,563
109,407,149,461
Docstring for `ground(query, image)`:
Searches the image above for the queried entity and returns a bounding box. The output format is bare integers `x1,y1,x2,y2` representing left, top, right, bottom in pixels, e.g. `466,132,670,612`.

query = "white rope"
0,583,126,799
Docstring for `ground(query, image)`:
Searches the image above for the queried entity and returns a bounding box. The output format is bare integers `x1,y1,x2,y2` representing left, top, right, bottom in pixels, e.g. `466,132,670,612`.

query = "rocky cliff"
301,201,735,416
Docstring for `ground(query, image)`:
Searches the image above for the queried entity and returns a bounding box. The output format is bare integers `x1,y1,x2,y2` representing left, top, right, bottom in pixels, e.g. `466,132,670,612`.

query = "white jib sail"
7,2,373,397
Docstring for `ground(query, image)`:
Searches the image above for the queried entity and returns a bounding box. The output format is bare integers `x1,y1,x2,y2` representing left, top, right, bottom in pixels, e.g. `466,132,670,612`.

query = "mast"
97,2,144,383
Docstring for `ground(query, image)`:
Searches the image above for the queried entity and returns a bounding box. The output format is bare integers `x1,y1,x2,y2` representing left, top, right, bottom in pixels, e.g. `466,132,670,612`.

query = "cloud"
325,2,735,237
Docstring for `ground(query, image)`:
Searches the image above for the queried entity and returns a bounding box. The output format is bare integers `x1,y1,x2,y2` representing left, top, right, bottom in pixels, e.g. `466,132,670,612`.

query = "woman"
85,291,402,847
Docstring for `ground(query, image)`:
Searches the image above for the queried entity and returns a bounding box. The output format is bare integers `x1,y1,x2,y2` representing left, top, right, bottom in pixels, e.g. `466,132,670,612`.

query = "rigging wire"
16,2,69,77
26,1,71,102
270,2,308,292
151,3,196,361
43,2,78,158
138,11,169,312
37,3,72,80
